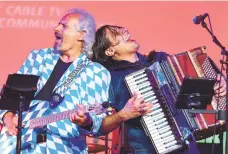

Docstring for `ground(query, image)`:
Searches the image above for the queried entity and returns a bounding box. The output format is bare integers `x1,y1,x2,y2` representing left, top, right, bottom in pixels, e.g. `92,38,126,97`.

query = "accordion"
124,46,226,154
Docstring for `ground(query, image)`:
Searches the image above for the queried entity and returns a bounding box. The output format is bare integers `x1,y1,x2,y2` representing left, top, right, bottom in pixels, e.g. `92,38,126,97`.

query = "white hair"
67,8,96,59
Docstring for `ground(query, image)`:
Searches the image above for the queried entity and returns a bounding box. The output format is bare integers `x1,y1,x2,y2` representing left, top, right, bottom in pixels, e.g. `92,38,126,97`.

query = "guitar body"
22,101,50,145
0,132,16,154
0,101,52,153
0,100,109,153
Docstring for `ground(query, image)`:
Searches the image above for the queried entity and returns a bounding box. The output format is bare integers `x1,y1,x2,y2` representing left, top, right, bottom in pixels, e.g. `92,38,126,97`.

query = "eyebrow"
59,21,68,26
108,26,122,35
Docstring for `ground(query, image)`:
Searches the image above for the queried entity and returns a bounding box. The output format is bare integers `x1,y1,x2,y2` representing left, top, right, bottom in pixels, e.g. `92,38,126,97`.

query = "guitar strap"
49,59,91,109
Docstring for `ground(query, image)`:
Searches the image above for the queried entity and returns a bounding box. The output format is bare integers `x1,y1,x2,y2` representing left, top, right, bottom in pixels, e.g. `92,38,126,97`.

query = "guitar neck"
29,108,79,129
29,102,110,129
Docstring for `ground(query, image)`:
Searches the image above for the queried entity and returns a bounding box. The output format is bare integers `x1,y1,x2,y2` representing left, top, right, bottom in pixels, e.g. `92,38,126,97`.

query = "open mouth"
55,32,62,40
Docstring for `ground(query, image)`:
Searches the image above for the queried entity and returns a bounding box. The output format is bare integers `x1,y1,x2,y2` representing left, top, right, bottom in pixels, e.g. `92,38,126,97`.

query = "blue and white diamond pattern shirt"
0,48,111,154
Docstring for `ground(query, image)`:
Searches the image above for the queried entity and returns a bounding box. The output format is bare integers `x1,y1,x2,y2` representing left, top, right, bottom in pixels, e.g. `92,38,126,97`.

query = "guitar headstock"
78,101,113,115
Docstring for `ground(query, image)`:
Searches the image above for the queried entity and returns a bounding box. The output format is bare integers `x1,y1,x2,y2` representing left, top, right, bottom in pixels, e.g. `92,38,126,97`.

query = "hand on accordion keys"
214,74,227,98
119,93,153,121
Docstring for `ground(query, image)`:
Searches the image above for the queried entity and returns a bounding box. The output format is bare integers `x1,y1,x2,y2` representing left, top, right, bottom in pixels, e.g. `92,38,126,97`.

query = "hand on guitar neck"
69,105,93,127
2,101,112,135
69,103,112,127
28,101,112,129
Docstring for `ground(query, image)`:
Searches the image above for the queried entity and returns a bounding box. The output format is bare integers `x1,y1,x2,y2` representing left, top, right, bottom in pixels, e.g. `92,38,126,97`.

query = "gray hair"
67,8,96,59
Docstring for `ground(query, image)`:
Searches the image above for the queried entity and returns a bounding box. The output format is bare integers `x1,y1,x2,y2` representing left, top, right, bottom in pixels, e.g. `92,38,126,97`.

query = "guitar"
29,101,112,129
0,101,112,153
0,128,17,154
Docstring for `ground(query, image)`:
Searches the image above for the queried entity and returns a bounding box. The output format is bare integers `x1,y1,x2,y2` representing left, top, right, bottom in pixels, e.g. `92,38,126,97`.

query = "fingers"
77,110,85,117
7,127,18,136
70,112,84,122
214,82,225,91
69,111,88,126
141,105,153,115
70,112,81,124
76,104,87,113
10,116,25,128
214,86,226,94
214,75,227,97
137,102,153,115
129,93,138,103
144,102,153,110
127,93,144,108
0,123,2,131
143,108,153,115
4,112,17,128
12,116,18,127
134,97,145,105
216,74,221,80
215,89,226,97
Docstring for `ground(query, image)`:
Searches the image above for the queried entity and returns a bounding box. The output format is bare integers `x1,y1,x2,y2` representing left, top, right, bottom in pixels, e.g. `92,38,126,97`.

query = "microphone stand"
200,19,228,154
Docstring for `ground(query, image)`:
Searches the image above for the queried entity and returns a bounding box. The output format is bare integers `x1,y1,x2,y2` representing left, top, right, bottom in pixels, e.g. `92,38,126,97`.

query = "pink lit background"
1,1,228,152
1,1,228,86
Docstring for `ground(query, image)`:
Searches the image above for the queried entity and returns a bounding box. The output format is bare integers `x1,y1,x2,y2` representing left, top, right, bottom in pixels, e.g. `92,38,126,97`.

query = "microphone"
193,13,209,24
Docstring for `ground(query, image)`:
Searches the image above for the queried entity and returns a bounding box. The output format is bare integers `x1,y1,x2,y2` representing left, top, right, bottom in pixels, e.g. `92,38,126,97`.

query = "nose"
54,24,61,32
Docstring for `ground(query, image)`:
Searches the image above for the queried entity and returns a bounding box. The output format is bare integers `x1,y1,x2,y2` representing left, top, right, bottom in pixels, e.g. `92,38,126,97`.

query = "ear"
105,48,115,57
78,30,87,41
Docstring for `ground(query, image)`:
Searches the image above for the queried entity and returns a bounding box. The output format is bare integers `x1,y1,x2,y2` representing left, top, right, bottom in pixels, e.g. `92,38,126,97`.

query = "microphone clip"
193,13,209,25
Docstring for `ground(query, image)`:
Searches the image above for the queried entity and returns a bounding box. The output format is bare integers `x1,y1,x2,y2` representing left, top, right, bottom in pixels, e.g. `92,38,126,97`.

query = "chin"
54,43,60,50
54,46,58,50
54,44,64,51
133,43,140,51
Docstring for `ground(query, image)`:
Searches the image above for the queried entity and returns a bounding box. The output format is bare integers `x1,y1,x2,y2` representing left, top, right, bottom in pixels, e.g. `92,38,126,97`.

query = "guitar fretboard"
29,108,87,129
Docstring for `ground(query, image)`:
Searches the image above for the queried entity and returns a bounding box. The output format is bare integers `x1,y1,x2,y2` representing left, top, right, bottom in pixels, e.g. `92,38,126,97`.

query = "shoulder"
155,51,169,56
27,48,61,61
84,61,111,86
86,61,110,76
27,48,53,58
144,50,169,61
29,48,57,56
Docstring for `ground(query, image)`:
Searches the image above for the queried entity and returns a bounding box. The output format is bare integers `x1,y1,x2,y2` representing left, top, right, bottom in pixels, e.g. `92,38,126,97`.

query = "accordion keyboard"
125,68,184,154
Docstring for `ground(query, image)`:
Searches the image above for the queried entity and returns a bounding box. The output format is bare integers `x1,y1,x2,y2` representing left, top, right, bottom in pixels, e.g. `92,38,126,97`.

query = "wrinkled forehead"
59,13,81,25
105,26,124,39
105,26,123,34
